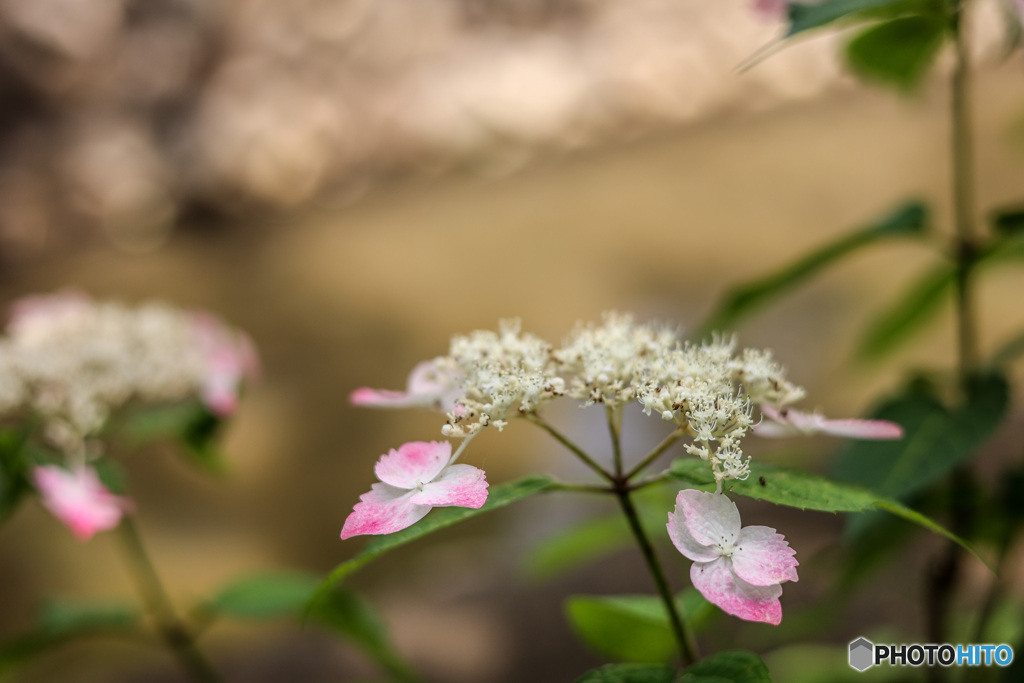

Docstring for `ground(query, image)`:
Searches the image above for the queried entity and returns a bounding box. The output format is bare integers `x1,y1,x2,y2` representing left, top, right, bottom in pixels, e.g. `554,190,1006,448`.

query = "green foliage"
681,651,772,682
575,663,680,683
787,0,916,36
831,372,1009,501
669,458,990,569
0,427,33,522
314,475,556,603
566,591,713,664
121,401,227,474
205,573,321,620
845,16,947,89
991,206,1024,237
0,599,141,676
698,202,928,336
856,264,955,360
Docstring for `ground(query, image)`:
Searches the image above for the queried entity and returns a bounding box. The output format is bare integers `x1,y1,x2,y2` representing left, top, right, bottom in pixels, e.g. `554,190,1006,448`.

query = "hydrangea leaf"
120,401,227,475
680,650,772,682
0,427,33,521
314,475,556,607
205,573,320,619
566,591,714,664
832,372,1009,500
787,0,916,36
669,459,991,571
699,201,928,336
992,206,1024,238
845,16,947,89
575,663,681,683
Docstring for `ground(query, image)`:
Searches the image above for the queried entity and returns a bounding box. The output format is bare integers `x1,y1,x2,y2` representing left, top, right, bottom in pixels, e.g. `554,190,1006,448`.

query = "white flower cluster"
430,314,804,488
442,319,564,436
0,292,253,456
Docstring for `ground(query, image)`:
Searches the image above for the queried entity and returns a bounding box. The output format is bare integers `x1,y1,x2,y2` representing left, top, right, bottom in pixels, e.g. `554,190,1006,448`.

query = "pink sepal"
349,359,462,412
32,465,132,541
755,405,903,440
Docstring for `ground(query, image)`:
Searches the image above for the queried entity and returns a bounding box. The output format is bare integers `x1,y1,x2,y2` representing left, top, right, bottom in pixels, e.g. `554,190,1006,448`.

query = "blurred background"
0,0,1023,680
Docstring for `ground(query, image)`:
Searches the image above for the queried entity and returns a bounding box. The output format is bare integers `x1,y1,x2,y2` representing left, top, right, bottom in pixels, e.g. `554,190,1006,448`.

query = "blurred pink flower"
754,405,903,439
668,489,797,625
341,440,487,539
191,312,259,416
753,0,788,22
349,358,463,412
33,465,132,541
7,289,91,337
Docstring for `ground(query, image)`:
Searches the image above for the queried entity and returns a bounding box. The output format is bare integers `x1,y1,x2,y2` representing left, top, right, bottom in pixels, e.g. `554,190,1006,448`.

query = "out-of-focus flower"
350,358,463,412
752,0,788,22
668,489,797,625
754,405,903,439
32,464,132,541
190,312,260,417
341,441,488,539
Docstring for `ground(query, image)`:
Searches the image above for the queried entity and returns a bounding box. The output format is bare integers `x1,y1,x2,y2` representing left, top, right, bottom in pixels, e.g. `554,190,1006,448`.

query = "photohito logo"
849,638,1014,671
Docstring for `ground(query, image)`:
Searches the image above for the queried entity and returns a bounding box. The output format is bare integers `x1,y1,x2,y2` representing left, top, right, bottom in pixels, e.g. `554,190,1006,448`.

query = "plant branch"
625,429,684,481
118,517,222,683
606,405,624,477
523,413,615,484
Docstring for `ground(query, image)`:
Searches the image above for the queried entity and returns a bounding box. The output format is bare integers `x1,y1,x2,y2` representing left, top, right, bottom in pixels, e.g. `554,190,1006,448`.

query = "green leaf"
669,458,991,570
313,475,556,607
121,402,227,474
575,663,680,683
206,573,319,620
699,202,928,336
832,372,1009,500
310,587,419,682
0,427,32,522
856,264,955,360
991,206,1024,237
845,16,947,89
681,651,772,683
566,592,713,664
788,0,915,36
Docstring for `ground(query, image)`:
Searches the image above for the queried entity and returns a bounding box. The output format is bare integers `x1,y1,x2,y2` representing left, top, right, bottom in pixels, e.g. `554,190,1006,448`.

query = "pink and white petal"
374,441,451,489
410,464,488,509
668,508,721,564
673,489,741,549
340,484,430,539
812,418,903,440
731,525,799,586
350,387,422,408
753,405,799,438
690,558,784,626
33,465,129,541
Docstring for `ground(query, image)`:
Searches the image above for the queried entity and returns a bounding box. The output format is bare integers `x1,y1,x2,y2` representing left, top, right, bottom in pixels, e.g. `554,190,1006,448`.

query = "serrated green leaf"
566,591,713,664
699,202,928,336
575,663,680,683
832,372,1009,500
856,264,955,360
312,475,556,609
845,16,947,89
669,458,991,570
206,573,319,619
788,0,913,36
681,651,772,683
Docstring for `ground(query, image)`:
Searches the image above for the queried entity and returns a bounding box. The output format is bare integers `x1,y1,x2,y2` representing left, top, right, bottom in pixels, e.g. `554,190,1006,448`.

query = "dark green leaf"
313,475,556,607
121,402,227,474
681,651,772,683
991,206,1024,237
206,573,319,620
700,202,928,336
832,372,1009,500
669,458,991,570
575,663,680,683
845,16,947,89
788,0,915,36
566,592,713,664
310,587,419,682
856,264,955,360
0,427,32,522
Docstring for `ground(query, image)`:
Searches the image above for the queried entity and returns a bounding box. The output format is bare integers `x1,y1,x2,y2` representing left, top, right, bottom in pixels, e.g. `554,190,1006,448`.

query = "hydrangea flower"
32,465,132,541
341,441,488,539
754,405,903,440
190,312,260,417
349,358,463,412
668,489,798,625
752,0,787,22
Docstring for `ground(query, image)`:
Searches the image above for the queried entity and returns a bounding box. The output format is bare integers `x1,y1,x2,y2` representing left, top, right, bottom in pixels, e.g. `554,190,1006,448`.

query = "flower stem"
613,483,699,666
118,517,222,683
624,429,684,481
606,405,624,477
523,413,616,484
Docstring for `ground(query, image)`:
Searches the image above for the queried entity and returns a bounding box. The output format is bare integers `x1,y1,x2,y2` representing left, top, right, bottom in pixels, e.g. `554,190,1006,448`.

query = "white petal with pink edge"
731,525,799,586
340,484,430,539
409,464,488,508
374,441,451,490
690,558,783,626
673,489,740,549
